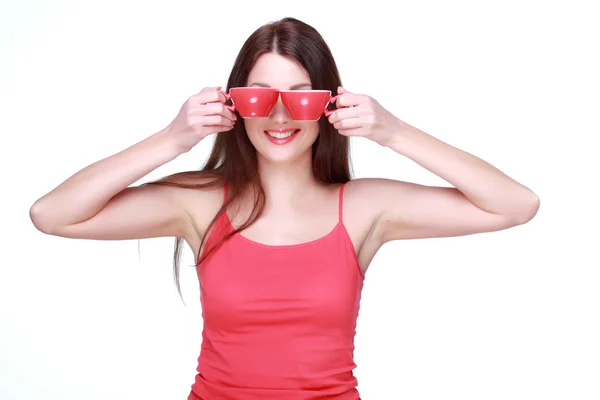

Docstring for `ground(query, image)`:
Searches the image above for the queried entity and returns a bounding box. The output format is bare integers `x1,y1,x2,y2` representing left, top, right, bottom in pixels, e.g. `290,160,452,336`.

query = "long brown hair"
146,17,353,301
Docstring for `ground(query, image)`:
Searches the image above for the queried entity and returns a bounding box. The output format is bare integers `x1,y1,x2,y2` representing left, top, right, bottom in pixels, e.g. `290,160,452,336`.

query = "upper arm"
36,184,194,241
359,178,526,243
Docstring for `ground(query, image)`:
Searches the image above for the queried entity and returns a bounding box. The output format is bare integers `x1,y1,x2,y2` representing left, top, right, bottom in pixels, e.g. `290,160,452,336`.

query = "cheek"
308,125,321,144
301,122,320,137
243,120,261,136
243,121,266,146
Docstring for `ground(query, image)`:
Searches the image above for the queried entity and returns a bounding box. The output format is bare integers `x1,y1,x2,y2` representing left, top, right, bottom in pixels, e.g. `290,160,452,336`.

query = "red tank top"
188,182,365,400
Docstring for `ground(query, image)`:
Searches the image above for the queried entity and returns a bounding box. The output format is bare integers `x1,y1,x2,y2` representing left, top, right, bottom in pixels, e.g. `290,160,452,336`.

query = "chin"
258,148,308,164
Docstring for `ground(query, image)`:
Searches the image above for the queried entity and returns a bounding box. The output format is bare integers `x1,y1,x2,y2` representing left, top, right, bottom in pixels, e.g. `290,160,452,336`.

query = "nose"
269,95,291,124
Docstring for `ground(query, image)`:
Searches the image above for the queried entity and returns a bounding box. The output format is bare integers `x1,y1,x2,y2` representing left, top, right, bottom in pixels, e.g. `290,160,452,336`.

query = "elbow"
514,192,540,225
29,201,55,235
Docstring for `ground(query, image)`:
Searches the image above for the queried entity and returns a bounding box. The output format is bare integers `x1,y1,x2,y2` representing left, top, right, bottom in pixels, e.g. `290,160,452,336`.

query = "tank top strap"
338,182,346,223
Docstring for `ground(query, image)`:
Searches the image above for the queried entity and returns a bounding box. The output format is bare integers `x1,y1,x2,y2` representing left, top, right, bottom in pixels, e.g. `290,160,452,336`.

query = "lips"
263,128,301,145
264,128,301,139
265,128,298,133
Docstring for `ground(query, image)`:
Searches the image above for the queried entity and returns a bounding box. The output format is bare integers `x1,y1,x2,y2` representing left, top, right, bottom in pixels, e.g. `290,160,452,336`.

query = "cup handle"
218,89,236,112
324,94,342,117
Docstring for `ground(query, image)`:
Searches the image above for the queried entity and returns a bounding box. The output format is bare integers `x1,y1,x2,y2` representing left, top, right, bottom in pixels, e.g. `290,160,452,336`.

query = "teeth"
266,130,296,139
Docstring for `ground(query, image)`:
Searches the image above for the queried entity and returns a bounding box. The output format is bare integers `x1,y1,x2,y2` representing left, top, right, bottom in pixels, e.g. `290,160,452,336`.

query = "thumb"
337,86,348,95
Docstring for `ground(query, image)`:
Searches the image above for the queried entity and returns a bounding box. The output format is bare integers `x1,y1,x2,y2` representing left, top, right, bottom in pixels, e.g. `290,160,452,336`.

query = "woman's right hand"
164,86,237,154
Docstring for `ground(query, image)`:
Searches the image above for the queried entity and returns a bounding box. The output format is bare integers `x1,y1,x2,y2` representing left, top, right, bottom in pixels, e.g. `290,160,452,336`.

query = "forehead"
246,53,311,89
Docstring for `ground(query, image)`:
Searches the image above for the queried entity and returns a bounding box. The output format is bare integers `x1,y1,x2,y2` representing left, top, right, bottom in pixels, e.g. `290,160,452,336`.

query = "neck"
257,153,319,205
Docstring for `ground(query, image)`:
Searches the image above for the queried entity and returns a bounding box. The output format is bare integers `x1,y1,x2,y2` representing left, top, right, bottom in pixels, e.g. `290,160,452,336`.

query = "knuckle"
207,102,219,113
199,92,217,105
203,102,217,114
196,115,207,127
210,91,221,103
184,97,195,110
184,114,194,128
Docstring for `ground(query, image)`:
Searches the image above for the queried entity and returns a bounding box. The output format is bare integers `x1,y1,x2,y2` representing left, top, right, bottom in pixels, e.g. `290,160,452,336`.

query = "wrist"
150,127,183,162
381,118,412,149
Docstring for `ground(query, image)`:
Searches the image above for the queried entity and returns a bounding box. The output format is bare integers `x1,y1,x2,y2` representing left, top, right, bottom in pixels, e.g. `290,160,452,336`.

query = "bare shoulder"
344,176,411,193
342,177,399,224
151,172,226,247
341,177,390,220
178,186,224,228
342,177,408,220
338,178,391,264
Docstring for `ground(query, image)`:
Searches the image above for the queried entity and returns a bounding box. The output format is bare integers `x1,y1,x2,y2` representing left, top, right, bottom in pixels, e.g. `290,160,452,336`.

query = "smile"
264,129,300,139
263,128,301,145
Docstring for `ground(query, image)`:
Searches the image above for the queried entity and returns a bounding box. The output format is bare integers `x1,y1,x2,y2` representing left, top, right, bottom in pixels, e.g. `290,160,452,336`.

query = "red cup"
279,90,341,121
219,87,279,118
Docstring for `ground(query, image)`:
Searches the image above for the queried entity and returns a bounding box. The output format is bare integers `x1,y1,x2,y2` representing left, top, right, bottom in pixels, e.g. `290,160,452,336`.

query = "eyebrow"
249,82,312,89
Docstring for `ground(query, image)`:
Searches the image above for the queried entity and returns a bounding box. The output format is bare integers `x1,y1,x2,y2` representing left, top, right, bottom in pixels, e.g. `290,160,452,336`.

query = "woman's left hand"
328,86,405,147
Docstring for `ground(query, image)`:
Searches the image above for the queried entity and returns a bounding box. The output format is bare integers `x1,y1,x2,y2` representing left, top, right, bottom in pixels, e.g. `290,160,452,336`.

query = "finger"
337,92,362,108
198,114,236,127
201,102,237,121
196,88,227,105
327,106,363,124
188,115,235,134
199,85,221,94
333,117,362,131
338,127,363,137
197,124,235,138
198,102,237,122
205,124,235,134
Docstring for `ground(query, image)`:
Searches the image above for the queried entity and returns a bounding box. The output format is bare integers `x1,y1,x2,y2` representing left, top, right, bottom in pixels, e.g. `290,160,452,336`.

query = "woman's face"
243,52,319,164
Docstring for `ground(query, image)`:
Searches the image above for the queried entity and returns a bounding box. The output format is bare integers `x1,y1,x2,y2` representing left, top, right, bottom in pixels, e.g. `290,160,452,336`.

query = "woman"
29,17,539,400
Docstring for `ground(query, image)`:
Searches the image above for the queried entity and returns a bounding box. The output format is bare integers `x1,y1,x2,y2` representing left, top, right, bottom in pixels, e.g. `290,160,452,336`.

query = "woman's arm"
29,87,235,240
29,129,188,239
328,87,540,243
373,121,539,242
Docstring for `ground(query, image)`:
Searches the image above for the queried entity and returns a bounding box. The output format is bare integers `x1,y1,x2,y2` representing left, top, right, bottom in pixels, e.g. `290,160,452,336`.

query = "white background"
2,0,599,399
